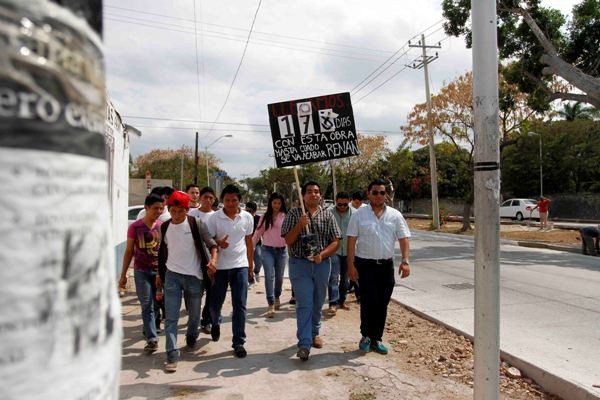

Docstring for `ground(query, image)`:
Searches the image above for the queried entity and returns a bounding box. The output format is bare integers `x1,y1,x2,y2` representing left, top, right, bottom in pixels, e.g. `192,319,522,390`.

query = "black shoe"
200,323,212,334
185,335,197,349
211,324,220,342
289,297,296,305
234,345,247,358
144,340,158,354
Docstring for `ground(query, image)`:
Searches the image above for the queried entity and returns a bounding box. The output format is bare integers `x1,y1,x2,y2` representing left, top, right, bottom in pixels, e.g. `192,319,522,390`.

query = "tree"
442,0,600,110
330,134,388,194
501,120,600,195
556,101,600,120
131,146,222,188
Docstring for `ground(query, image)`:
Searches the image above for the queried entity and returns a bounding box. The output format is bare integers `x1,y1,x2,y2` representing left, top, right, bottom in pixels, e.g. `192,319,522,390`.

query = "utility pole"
194,131,199,185
408,35,441,229
472,0,501,398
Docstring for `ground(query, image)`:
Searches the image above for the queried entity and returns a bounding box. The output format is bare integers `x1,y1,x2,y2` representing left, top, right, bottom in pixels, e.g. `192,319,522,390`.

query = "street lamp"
527,132,543,197
205,134,233,186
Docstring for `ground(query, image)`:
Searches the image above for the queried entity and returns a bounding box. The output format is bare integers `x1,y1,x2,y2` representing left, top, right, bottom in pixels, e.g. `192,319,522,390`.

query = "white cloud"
104,0,578,180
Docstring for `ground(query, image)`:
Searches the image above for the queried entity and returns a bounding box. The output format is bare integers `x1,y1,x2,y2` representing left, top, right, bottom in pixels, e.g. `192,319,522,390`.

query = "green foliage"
501,120,600,196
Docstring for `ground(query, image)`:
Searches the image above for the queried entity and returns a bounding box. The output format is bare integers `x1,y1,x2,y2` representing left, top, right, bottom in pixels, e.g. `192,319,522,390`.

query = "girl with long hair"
252,192,289,317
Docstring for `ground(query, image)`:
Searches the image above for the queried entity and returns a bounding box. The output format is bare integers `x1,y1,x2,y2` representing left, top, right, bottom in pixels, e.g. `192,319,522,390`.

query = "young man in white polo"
347,179,411,355
205,184,254,358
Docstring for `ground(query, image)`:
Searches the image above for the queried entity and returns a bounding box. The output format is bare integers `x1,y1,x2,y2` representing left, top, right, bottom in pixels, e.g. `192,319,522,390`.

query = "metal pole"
421,34,440,229
539,135,543,197
205,147,210,187
472,0,501,399
194,132,199,185
330,160,338,200
180,150,184,189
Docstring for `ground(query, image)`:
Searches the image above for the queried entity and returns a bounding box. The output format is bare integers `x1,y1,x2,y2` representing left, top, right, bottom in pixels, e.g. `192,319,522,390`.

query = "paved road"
391,230,600,399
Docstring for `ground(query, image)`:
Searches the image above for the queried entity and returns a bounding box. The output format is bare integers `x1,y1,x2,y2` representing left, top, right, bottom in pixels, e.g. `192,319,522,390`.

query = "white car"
128,205,144,225
499,198,540,221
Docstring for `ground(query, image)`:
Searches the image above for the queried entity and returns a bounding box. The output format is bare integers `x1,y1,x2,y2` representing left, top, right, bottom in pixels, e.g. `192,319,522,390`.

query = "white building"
105,99,136,275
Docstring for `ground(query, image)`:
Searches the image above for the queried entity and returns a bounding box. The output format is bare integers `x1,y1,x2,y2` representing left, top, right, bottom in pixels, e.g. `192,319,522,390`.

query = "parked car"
499,198,540,221
128,205,144,225
323,199,334,208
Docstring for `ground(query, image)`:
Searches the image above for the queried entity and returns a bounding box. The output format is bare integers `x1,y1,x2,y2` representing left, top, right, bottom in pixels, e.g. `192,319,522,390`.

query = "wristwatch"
401,259,410,265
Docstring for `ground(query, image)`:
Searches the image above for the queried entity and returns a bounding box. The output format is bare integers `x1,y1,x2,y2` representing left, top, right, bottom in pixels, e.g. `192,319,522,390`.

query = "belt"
262,245,286,250
356,256,393,265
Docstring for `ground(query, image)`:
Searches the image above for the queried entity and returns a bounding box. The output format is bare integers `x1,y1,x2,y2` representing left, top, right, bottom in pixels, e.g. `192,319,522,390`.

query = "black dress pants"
355,257,395,342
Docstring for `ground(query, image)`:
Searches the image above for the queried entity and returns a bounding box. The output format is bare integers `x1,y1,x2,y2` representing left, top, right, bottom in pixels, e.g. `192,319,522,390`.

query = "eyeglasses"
370,190,386,196
336,203,349,207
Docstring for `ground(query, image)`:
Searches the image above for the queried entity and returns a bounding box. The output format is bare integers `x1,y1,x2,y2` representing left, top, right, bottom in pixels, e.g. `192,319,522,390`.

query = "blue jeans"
210,267,248,347
262,246,288,305
328,255,341,306
254,244,262,275
164,270,204,362
134,269,158,343
289,257,330,349
329,255,348,305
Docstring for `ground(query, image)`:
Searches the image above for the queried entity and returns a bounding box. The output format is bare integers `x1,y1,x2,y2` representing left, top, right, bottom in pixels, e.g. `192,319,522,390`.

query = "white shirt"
349,203,368,212
164,219,202,279
347,205,411,260
188,208,214,223
206,209,253,270
136,207,171,222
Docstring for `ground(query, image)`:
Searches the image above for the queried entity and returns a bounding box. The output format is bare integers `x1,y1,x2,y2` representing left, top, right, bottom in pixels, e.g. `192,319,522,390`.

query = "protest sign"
267,92,359,167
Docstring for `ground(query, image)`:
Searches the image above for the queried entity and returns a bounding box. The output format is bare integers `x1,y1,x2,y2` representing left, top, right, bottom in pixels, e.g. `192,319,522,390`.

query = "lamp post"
205,134,233,186
527,132,543,197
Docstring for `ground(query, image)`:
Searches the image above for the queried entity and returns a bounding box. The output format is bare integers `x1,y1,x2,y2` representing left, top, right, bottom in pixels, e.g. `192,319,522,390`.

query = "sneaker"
328,305,337,316
249,279,255,288
274,297,281,310
234,345,247,358
371,341,389,355
296,347,310,360
267,305,275,318
144,341,158,354
185,335,197,349
338,302,350,310
312,336,324,349
211,324,220,342
359,337,371,353
289,297,296,305
165,361,178,373
200,323,212,334
254,274,261,283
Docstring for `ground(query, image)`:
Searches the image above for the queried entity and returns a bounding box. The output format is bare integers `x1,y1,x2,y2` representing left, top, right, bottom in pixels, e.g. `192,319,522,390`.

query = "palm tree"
557,102,599,121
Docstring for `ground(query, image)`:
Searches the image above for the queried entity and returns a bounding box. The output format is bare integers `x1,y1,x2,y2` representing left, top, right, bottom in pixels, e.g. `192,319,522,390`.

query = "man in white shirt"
157,191,218,373
188,186,217,333
206,184,254,358
347,179,411,356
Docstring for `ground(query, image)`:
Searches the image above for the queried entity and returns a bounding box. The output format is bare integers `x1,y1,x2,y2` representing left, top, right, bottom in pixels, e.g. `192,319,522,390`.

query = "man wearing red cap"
157,191,218,373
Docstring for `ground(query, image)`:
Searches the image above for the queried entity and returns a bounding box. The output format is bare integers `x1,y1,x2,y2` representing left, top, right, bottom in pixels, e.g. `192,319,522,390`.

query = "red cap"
167,191,190,208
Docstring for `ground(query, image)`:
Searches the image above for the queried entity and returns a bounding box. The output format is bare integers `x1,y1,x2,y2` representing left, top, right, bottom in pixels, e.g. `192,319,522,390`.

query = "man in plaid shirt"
282,181,341,361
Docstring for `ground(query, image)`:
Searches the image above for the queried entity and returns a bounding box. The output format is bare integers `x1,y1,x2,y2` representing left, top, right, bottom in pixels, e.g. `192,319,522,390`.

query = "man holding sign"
282,181,341,361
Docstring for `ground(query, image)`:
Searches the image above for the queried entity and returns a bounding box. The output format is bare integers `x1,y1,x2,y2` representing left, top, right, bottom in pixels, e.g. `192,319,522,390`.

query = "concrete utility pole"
194,131,199,185
408,35,441,229
472,0,501,398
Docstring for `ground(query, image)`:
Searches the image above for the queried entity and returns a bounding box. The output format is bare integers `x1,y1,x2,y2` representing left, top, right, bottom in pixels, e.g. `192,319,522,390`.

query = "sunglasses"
370,190,386,196
336,203,349,207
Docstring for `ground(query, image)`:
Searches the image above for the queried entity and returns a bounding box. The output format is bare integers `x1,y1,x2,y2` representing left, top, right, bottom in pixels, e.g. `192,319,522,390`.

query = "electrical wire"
192,1,203,133
203,0,262,140
104,4,394,55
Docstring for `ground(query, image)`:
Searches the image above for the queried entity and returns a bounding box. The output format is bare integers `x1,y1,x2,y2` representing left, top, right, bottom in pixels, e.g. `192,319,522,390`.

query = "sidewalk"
119,279,478,400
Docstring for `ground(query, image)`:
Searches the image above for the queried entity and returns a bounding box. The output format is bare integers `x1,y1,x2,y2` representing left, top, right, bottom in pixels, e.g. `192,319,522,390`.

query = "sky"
104,0,578,180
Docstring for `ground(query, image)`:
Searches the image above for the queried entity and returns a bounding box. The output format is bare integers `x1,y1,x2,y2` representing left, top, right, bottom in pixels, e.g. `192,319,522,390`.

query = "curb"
390,299,600,400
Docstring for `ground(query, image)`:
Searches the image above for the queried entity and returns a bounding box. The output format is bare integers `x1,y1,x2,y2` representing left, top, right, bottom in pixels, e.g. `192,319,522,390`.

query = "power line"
203,0,262,141
350,19,444,98
354,65,410,104
105,5,395,55
123,115,270,126
192,1,202,131
104,16,384,62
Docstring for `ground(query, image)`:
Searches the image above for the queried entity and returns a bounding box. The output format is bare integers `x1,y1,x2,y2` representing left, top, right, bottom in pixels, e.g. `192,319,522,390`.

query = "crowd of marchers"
120,178,411,372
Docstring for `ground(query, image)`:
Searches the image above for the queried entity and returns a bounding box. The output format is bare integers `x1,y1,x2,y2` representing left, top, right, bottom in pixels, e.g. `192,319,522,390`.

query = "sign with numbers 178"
267,92,359,167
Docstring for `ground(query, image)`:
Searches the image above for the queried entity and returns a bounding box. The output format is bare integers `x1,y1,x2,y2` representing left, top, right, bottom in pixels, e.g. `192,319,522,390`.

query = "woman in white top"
252,192,288,318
